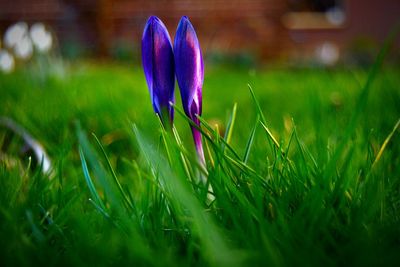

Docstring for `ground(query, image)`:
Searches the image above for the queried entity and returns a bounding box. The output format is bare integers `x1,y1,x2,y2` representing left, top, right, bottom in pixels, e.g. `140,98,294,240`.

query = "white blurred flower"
326,7,345,26
4,22,28,49
30,23,53,52
315,42,339,66
14,35,33,59
0,50,15,73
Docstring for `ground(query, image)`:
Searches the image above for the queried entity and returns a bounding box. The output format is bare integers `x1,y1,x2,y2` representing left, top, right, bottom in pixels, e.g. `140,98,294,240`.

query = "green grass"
0,55,400,267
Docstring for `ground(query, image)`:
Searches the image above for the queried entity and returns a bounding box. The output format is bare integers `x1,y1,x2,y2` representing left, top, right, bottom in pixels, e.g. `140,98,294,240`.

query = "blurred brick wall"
1,0,398,61
107,0,287,59
0,0,288,59
284,0,400,61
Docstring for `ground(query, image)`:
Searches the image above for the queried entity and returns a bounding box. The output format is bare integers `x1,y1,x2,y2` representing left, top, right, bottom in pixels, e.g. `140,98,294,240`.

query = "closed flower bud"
174,16,205,164
142,16,175,125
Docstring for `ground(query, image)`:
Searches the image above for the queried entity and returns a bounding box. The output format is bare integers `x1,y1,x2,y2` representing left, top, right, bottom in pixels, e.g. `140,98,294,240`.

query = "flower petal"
174,16,204,118
142,16,175,122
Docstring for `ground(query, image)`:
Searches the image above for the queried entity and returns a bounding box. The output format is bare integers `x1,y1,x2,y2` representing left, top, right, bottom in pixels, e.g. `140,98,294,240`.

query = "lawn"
0,58,399,266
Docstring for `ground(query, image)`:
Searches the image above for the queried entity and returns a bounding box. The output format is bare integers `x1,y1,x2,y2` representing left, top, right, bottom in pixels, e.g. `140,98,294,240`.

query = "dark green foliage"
0,53,399,266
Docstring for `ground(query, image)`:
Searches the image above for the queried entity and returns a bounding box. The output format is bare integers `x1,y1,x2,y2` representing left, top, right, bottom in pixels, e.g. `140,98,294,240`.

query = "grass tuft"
0,31,400,265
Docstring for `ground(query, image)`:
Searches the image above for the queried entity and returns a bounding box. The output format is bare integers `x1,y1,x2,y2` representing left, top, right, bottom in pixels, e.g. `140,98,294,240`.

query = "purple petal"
174,16,204,120
142,16,175,123
174,16,205,165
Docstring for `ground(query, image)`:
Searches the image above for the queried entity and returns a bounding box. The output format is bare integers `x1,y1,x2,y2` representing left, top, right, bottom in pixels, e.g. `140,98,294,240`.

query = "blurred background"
0,0,399,166
0,0,399,70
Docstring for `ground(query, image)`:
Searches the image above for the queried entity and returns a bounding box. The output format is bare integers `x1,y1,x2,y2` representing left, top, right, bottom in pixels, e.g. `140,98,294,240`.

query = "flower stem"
191,125,205,166
192,124,215,203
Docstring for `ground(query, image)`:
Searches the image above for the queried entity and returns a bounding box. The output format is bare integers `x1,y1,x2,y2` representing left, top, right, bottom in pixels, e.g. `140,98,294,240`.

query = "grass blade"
371,117,400,170
243,115,259,163
92,133,135,213
224,103,237,145
78,146,106,211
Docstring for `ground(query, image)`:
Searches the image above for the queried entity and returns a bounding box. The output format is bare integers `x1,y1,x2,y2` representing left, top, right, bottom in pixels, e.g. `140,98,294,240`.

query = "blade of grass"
172,125,195,181
243,115,259,164
92,133,135,213
248,84,280,154
78,146,106,211
260,121,281,153
371,117,400,170
248,84,267,125
224,103,237,146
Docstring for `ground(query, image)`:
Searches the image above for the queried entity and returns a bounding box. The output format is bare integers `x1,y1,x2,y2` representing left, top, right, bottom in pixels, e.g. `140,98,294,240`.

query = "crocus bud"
142,16,175,125
174,16,205,164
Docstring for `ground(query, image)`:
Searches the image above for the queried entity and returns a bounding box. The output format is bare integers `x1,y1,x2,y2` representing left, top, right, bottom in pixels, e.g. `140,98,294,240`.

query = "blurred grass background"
1,59,400,266
1,62,399,160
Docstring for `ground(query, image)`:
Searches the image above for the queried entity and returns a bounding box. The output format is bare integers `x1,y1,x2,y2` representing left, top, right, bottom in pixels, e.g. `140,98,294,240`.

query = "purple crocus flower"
174,16,205,164
142,16,175,125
